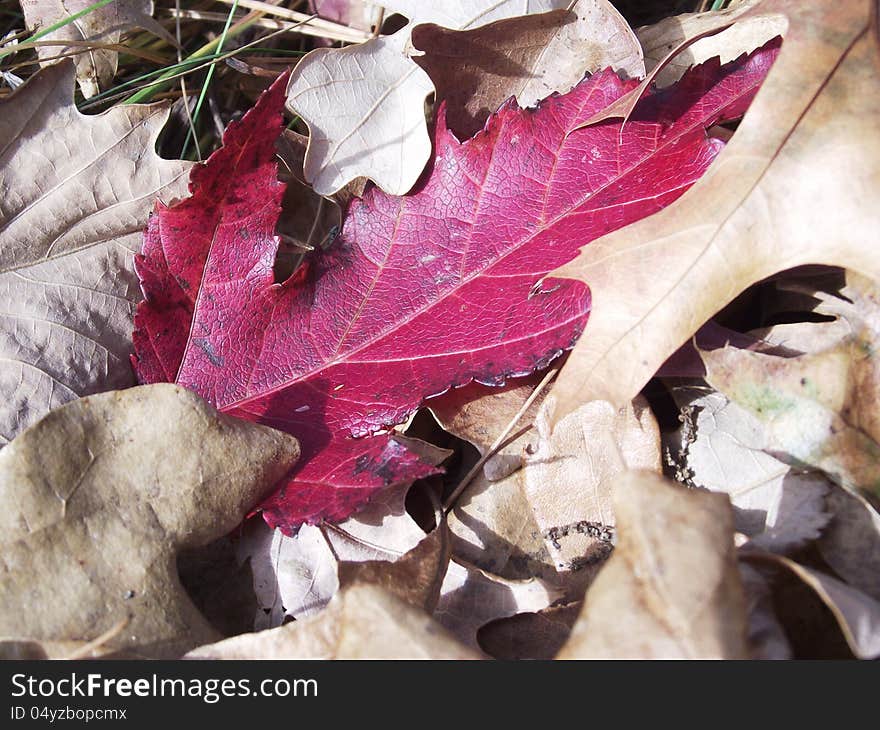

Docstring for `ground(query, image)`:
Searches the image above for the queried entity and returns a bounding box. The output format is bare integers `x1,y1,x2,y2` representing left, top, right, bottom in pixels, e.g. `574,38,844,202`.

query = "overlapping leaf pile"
1,0,879,660
133,38,779,531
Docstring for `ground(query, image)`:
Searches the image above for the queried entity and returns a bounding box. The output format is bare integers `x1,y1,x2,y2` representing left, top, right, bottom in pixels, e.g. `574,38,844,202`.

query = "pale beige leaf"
0,61,191,447
525,398,660,583
286,30,434,196
667,389,830,553
0,384,300,658
636,0,786,87
550,0,880,423
558,471,749,659
186,583,480,659
288,1,593,194
435,558,561,648
21,0,174,97
412,0,644,138
702,338,880,503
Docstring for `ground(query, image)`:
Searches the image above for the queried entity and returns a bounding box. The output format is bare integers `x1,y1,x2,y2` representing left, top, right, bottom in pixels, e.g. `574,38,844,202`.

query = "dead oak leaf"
549,0,880,423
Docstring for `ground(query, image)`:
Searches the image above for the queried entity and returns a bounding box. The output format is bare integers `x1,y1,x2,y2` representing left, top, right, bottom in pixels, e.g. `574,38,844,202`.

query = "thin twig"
62,617,130,660
443,368,558,513
210,0,371,43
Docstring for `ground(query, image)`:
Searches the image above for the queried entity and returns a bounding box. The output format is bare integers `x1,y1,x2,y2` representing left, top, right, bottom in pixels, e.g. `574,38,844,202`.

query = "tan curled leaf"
524,398,660,586
0,384,299,658
412,0,644,139
818,487,880,601
447,397,660,598
743,552,880,659
636,0,786,87
185,583,481,659
286,1,582,195
558,471,749,659
21,0,175,97
549,0,880,423
0,61,191,447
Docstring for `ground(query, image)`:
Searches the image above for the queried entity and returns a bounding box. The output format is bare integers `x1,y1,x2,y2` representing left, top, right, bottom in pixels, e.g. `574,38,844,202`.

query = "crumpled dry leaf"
287,0,620,194
412,0,644,139
338,520,451,612
21,0,175,97
434,558,561,648
525,398,660,580
558,471,749,659
185,583,481,659
0,384,299,658
448,397,660,598
817,487,880,601
743,552,880,659
701,274,880,504
238,475,434,628
549,0,880,423
0,61,191,447
636,0,786,87
666,388,831,553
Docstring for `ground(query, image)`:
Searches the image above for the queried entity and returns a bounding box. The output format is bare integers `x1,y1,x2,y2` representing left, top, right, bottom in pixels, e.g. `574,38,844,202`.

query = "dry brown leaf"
476,602,580,659
0,384,299,658
739,562,791,659
549,0,880,424
448,397,660,597
21,0,175,97
558,471,749,659
525,398,660,583
0,61,191,447
448,469,551,579
636,0,786,87
339,521,451,612
743,551,880,659
381,0,568,30
817,487,880,601
412,0,644,139
185,583,481,659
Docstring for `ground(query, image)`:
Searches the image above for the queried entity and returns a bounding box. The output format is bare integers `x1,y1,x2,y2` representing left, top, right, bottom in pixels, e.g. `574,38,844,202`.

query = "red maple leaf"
134,40,779,531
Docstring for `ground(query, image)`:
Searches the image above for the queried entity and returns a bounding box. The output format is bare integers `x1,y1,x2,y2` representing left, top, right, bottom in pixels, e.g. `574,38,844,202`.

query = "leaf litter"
1,0,878,660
